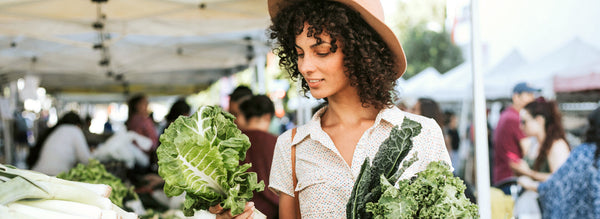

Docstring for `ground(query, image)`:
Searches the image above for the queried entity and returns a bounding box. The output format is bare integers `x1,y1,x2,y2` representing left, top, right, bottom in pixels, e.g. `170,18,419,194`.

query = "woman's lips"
307,79,324,88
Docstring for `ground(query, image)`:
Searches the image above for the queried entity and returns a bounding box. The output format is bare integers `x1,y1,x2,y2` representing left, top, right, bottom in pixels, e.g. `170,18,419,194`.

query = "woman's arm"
509,159,551,182
517,176,540,192
529,170,551,182
279,193,298,219
526,139,570,181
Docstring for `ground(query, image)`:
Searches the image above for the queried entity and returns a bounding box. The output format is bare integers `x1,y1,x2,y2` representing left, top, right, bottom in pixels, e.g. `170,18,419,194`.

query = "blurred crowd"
399,82,600,218
12,81,599,218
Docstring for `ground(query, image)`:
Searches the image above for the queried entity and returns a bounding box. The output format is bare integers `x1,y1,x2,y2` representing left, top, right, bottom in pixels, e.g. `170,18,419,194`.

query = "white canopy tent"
399,49,527,102
405,39,600,102
0,0,271,95
399,67,442,99
421,63,470,102
484,38,600,99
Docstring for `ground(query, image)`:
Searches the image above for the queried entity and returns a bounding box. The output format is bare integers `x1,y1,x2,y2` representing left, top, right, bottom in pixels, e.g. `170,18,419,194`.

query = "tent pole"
255,54,267,95
470,0,491,217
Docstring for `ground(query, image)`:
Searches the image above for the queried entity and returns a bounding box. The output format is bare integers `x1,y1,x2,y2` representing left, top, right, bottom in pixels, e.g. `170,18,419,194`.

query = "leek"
0,164,111,198
0,163,137,218
0,175,112,209
15,199,102,219
6,203,87,219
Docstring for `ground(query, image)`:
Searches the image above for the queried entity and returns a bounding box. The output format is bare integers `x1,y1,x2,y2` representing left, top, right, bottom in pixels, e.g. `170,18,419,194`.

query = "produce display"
347,117,478,218
157,105,265,217
0,163,137,219
57,159,138,208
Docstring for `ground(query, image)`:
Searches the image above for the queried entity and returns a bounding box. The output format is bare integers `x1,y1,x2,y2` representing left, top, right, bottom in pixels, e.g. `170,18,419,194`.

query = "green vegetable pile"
57,159,137,208
347,118,478,218
366,161,478,218
157,105,264,216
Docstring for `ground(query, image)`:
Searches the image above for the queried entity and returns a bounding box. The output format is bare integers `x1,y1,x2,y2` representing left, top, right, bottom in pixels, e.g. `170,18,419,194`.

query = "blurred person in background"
492,82,540,194
161,97,192,135
83,114,112,149
413,98,447,151
238,95,279,218
137,97,192,198
103,118,114,135
412,98,445,130
28,111,90,176
518,106,600,218
125,94,162,210
513,98,570,182
444,110,460,169
228,85,253,129
126,93,159,186
126,94,159,155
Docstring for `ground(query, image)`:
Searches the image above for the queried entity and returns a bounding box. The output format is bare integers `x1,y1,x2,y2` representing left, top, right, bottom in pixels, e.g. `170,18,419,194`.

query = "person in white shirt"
29,111,91,176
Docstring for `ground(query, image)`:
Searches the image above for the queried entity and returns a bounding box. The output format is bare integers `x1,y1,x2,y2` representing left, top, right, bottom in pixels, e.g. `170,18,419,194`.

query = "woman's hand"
208,202,255,219
517,176,539,192
510,159,533,177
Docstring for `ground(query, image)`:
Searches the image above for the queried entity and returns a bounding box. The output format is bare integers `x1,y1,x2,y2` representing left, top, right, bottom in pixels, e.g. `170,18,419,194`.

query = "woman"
162,97,191,134
514,98,570,181
413,97,449,153
518,106,600,218
126,94,159,155
28,111,91,176
266,0,451,218
413,98,445,129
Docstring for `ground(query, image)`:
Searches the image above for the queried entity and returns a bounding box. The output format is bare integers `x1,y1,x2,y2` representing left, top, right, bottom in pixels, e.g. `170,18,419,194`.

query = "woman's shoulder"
551,138,571,151
401,111,441,131
275,127,297,149
277,123,311,145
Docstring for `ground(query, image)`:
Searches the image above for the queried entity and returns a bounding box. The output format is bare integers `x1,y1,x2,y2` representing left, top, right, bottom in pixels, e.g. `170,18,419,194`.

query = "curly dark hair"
269,0,398,110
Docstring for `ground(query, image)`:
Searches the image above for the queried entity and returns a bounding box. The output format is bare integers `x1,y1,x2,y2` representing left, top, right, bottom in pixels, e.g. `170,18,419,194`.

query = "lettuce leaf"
157,105,264,216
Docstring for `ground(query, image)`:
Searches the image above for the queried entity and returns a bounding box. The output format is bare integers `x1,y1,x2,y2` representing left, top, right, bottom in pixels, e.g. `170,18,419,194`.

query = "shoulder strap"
290,128,301,219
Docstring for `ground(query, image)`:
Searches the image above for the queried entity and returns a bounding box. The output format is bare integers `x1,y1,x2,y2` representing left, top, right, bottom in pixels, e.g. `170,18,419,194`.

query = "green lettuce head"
157,105,264,216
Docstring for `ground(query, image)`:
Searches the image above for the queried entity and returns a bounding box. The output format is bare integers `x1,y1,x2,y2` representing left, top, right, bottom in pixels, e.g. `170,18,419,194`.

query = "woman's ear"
534,115,545,126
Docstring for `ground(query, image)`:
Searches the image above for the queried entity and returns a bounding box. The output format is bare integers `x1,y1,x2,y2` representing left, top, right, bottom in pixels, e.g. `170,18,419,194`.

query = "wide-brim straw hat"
268,0,407,78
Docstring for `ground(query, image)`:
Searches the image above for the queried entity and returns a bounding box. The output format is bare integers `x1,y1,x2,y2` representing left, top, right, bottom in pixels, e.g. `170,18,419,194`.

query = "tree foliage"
402,26,464,79
388,0,464,79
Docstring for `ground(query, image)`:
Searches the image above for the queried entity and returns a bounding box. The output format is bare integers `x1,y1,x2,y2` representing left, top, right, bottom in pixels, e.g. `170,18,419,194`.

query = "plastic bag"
92,131,151,168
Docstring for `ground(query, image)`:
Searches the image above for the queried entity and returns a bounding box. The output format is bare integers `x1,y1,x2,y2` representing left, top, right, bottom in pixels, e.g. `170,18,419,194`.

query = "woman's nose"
298,55,316,75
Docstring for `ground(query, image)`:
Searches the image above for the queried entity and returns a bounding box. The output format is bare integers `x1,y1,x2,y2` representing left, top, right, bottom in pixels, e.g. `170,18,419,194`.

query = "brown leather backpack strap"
290,128,301,219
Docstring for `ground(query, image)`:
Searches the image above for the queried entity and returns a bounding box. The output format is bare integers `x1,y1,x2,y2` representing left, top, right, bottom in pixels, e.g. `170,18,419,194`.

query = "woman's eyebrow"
310,42,331,48
294,41,332,49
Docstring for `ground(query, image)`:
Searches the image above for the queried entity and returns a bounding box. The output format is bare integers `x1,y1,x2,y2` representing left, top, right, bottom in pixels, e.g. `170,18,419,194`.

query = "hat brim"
268,0,407,79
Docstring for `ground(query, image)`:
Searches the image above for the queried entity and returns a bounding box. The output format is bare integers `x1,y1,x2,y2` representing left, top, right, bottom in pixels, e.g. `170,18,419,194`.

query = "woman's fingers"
211,202,256,219
209,204,224,214
233,202,255,219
